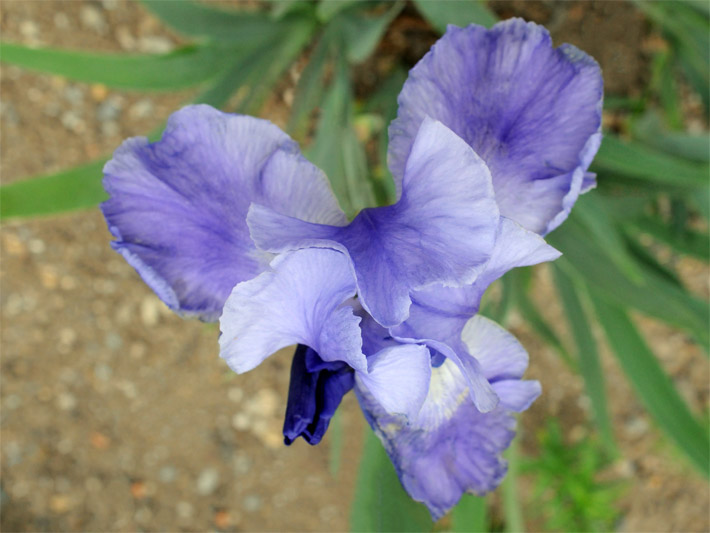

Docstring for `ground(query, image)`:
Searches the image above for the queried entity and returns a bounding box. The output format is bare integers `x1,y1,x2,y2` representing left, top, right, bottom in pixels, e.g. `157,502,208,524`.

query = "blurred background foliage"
1,1,708,531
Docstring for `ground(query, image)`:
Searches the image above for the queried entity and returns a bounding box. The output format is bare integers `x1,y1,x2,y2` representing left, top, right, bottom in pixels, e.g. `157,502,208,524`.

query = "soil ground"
1,1,708,532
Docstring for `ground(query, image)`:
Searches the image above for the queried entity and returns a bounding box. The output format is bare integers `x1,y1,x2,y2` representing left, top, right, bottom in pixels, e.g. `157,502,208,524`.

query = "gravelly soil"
1,1,708,532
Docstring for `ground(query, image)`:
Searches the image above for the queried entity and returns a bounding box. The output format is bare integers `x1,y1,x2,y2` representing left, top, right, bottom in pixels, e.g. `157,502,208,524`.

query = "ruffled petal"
389,18,603,235
357,344,432,420
356,357,514,521
283,345,355,445
357,315,539,520
219,248,367,374
249,118,499,327
102,104,344,320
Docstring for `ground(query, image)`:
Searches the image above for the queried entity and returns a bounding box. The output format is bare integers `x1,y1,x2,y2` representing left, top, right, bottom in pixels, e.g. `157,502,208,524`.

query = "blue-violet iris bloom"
100,18,602,521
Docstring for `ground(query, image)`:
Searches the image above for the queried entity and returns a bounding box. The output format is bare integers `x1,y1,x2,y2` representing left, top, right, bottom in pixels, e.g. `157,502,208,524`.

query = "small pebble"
63,86,85,106
138,36,173,54
105,332,123,351
228,387,244,403
94,363,113,381
54,12,71,30
57,392,77,412
196,467,219,496
49,494,73,513
19,20,40,41
97,97,123,122
232,453,251,475
177,501,193,519
140,296,161,327
159,465,177,483
61,111,86,133
129,99,154,119
79,5,107,33
231,412,250,431
116,25,136,50
28,239,46,254
242,494,261,512
101,120,120,137
4,395,21,410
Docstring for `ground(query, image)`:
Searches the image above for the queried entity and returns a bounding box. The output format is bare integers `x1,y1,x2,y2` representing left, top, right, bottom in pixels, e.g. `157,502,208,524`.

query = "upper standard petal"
388,18,603,235
101,104,345,321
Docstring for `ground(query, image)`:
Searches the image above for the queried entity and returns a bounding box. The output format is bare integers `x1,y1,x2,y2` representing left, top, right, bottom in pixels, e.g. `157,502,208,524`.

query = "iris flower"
101,18,602,520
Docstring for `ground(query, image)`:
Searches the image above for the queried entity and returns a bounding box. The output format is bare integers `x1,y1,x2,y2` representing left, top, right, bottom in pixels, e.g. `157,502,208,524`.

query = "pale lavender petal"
356,357,514,521
102,104,344,321
357,344,432,419
357,315,539,520
491,380,541,412
462,315,530,382
219,248,367,374
389,18,603,235
249,118,499,327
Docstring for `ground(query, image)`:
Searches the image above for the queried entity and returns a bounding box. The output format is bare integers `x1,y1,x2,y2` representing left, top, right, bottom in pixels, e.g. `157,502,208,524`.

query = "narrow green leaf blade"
502,439,525,533
307,52,374,216
0,159,108,220
350,429,432,532
548,218,710,348
511,269,576,368
341,2,404,64
0,42,233,90
590,297,710,477
625,216,710,260
553,266,617,455
574,192,644,283
287,31,334,138
451,495,487,532
413,0,497,32
237,15,315,114
141,0,290,44
0,43,262,221
593,135,709,188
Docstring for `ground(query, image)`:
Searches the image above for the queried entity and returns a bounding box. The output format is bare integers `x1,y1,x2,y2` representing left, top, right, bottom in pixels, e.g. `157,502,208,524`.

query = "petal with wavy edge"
389,19,603,235
219,248,366,374
357,314,539,520
102,104,345,321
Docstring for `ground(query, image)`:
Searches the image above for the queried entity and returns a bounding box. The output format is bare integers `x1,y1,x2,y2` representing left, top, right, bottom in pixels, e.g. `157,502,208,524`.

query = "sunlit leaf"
553,266,617,456
141,0,295,45
237,15,316,113
590,296,710,477
625,216,710,261
0,160,107,220
549,218,709,348
307,53,374,216
451,495,487,532
593,135,709,189
0,42,235,90
511,269,575,368
574,192,644,283
287,30,336,139
501,439,524,533
340,2,404,64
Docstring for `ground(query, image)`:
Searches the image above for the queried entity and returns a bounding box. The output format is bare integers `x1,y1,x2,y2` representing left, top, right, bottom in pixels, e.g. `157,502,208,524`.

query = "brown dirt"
1,1,708,532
